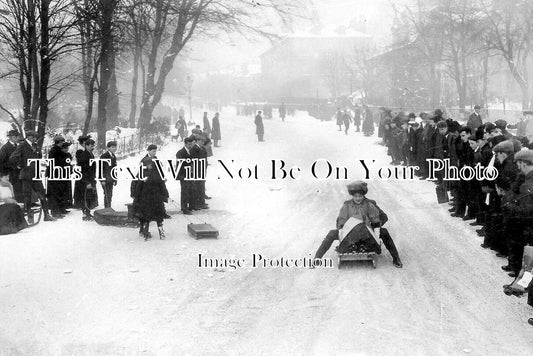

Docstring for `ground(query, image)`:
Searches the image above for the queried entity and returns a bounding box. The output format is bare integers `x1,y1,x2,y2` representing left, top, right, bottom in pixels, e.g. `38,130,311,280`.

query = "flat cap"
7,129,19,137
515,149,533,164
147,144,157,151
493,140,514,154
54,135,65,143
184,136,195,143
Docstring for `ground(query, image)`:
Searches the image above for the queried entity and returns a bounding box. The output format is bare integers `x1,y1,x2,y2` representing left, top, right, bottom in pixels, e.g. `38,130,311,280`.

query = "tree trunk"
96,0,116,149
106,46,119,128
129,47,140,128
37,0,51,149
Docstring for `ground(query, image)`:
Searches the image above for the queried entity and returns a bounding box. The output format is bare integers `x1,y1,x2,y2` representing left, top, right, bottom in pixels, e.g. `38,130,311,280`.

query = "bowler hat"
494,119,507,130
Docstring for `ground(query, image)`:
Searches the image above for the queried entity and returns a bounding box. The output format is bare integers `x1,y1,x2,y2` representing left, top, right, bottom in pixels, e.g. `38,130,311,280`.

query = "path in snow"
0,109,532,355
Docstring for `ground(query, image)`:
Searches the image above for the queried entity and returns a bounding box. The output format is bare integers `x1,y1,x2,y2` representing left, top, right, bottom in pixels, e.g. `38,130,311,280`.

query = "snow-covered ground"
1,109,533,355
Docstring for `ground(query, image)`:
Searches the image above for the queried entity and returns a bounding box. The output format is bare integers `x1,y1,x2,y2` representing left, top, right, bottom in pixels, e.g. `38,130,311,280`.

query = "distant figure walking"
211,112,221,147
279,103,287,122
255,111,265,142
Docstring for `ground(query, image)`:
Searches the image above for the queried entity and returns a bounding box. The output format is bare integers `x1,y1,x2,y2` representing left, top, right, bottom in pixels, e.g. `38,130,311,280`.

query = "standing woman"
255,110,265,142
73,136,89,209
47,139,73,217
133,156,169,240
211,112,221,147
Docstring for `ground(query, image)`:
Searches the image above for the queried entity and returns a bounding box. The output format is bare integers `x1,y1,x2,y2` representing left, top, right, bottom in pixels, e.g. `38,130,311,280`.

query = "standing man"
523,111,533,141
100,141,118,209
279,103,287,122
0,129,22,202
9,130,56,222
467,105,483,132
191,135,209,210
202,112,211,137
211,112,221,147
176,136,195,215
255,110,265,142
78,138,98,221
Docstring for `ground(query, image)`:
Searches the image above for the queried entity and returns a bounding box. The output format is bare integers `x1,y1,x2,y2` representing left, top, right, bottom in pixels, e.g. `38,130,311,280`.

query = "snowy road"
1,109,532,355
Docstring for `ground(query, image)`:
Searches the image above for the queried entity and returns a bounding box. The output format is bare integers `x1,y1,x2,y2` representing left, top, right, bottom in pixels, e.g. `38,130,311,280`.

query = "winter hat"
515,149,533,164
347,180,368,195
511,139,522,153
493,140,514,154
494,119,507,130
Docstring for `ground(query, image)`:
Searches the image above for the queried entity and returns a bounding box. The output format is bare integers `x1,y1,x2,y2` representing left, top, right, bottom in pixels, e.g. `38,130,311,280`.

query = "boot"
143,222,152,241
393,256,403,268
44,211,57,222
158,224,166,240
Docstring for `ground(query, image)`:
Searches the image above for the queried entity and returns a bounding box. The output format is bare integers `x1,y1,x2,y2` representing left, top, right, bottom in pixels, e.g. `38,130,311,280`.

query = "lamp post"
187,75,193,125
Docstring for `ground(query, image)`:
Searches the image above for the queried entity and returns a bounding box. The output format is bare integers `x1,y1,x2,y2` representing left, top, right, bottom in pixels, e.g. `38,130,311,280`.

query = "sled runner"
19,202,42,227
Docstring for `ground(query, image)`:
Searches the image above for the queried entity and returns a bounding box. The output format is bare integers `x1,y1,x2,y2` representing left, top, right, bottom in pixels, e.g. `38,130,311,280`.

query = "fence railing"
41,133,166,162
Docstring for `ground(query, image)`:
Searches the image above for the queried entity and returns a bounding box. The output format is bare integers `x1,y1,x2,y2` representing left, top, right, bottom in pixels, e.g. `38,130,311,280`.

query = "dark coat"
254,114,264,135
498,156,519,186
47,145,73,210
78,150,96,184
175,147,193,180
73,149,86,208
279,104,287,118
100,150,117,183
0,141,17,175
353,108,361,125
9,140,41,180
211,117,221,140
203,115,211,135
133,168,169,222
467,112,483,132
362,110,374,134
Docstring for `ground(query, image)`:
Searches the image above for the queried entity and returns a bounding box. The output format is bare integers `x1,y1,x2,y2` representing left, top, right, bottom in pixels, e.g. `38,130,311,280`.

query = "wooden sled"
18,202,42,227
187,223,219,239
338,251,378,268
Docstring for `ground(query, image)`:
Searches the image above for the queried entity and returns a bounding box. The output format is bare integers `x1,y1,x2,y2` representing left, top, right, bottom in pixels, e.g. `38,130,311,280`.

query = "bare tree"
0,0,78,147
436,0,484,111
131,0,304,133
480,0,533,109
403,0,445,108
